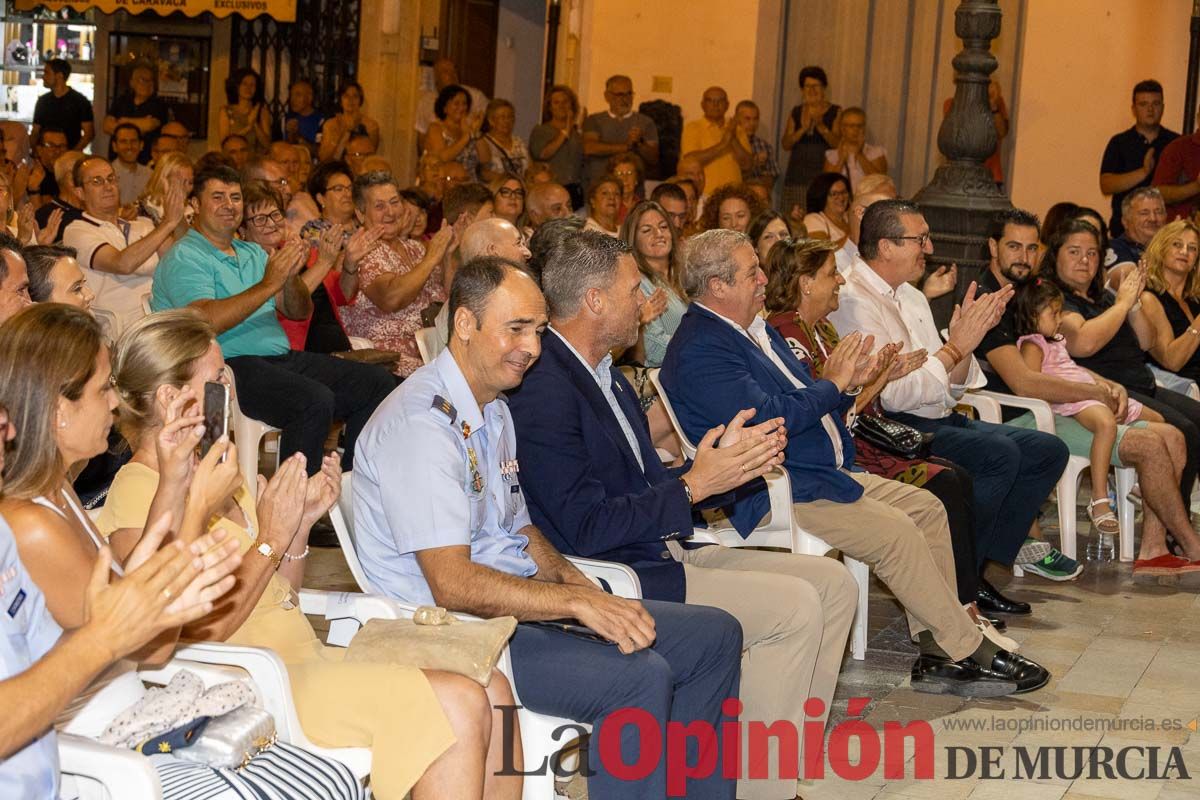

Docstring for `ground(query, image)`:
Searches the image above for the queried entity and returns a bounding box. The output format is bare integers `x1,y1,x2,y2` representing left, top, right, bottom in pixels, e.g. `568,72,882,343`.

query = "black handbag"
852,414,934,460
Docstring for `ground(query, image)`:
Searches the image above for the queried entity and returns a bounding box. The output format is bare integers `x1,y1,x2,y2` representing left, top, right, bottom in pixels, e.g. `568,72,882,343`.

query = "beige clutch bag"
344,606,517,687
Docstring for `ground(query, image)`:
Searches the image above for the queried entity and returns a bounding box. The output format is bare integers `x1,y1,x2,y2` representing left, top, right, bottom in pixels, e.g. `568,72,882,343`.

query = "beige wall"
576,0,762,125
1009,0,1193,221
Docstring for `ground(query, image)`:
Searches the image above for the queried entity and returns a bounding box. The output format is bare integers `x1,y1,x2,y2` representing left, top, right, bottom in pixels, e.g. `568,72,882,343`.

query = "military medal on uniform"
500,458,520,482
462,420,484,493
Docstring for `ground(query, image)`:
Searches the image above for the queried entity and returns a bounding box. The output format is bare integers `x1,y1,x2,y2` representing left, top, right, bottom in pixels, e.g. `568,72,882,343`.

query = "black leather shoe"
977,577,1031,615
910,654,1017,697
985,614,1007,632
986,649,1050,693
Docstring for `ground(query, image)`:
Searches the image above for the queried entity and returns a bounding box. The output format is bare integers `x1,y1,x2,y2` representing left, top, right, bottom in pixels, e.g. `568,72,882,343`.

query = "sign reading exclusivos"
14,0,294,22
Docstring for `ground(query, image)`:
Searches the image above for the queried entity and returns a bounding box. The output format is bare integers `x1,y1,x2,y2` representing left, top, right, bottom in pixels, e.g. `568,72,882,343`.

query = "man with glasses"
345,134,377,177
830,200,1069,615
61,156,185,331
649,182,690,235
583,75,659,187
681,86,745,196
1101,80,1177,237
26,128,69,208
243,154,310,235
152,164,393,476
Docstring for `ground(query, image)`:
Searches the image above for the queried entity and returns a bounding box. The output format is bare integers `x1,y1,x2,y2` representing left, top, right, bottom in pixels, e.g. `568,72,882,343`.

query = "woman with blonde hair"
137,150,192,243
0,303,369,799
1139,219,1200,384
100,308,523,800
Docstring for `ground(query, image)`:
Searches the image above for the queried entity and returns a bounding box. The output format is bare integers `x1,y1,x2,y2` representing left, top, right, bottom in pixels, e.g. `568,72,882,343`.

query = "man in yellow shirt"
681,86,746,195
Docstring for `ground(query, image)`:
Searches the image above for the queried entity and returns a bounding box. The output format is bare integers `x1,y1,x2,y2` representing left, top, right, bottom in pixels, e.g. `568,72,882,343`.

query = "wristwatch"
256,541,282,567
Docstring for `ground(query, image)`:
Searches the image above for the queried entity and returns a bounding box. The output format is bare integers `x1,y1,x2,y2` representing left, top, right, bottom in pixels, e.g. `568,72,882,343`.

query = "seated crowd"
2,58,1199,800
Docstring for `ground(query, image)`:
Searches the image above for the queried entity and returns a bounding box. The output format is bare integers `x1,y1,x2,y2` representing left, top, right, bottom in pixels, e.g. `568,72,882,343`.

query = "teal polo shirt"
151,229,290,359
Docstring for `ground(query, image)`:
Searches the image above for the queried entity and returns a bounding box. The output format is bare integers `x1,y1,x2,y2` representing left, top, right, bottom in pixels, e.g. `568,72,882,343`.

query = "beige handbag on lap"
344,606,517,687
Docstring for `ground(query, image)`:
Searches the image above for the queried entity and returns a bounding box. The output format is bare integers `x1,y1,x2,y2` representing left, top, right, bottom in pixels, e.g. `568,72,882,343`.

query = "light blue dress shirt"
353,348,537,604
0,514,64,798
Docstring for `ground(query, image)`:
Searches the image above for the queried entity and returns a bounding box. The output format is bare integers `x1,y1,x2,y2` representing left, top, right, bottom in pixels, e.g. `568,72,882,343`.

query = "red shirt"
1152,132,1200,221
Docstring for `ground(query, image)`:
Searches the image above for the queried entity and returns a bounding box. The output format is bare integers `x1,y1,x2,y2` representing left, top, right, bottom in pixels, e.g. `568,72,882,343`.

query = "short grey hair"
540,230,632,318
681,229,751,300
352,170,400,209
1122,186,1164,218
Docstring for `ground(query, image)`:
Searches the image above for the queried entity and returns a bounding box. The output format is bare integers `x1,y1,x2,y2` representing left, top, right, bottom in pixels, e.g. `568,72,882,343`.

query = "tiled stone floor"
304,499,1200,799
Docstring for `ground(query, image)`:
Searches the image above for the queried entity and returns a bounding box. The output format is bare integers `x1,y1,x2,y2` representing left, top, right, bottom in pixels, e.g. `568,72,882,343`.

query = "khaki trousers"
792,471,982,662
670,544,857,800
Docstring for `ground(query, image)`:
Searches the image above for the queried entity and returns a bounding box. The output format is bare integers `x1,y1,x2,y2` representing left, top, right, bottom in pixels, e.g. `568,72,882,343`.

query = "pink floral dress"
340,238,445,378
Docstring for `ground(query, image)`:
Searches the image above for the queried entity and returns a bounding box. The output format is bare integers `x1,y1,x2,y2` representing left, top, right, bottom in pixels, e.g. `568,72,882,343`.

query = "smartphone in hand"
198,381,231,461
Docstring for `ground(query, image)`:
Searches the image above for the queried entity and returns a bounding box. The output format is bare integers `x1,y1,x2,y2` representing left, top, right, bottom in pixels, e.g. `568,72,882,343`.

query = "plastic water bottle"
1085,532,1115,562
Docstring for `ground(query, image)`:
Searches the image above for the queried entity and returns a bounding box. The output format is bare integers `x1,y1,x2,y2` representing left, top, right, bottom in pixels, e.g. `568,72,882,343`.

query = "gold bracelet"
940,342,964,364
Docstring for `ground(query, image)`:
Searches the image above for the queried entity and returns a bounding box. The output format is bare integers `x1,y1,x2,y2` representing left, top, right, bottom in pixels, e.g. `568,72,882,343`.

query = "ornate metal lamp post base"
914,0,1010,310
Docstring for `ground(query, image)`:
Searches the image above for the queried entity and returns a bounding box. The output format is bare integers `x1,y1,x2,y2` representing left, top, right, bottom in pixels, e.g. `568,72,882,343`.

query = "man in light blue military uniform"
354,257,743,799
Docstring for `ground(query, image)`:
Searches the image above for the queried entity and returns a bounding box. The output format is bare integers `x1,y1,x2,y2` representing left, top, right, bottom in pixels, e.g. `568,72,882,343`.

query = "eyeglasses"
891,233,931,247
83,174,119,187
496,187,525,199
608,91,633,99
347,151,373,159
613,170,637,179
248,210,285,228
39,141,66,151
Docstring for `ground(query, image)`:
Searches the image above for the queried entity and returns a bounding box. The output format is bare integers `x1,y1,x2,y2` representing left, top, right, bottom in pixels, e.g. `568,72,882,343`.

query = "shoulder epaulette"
431,394,457,424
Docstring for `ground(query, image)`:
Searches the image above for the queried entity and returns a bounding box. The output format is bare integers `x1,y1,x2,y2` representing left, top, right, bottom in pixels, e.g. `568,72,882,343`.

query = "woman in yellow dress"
99,308,523,800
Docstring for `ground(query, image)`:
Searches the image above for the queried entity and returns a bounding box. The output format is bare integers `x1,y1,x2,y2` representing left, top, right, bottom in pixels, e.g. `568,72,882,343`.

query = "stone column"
914,0,1010,312
358,0,422,182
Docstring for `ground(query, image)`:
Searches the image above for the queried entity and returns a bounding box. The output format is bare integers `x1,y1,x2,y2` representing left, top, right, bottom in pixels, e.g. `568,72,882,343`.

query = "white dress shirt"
828,255,984,419
834,239,859,276
695,302,845,467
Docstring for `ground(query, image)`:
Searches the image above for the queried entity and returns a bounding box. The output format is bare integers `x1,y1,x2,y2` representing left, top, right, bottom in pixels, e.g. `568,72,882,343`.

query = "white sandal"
1087,498,1120,535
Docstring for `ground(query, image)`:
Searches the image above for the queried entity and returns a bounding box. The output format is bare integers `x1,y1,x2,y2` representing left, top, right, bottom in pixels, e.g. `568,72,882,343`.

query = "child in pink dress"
1015,279,1161,535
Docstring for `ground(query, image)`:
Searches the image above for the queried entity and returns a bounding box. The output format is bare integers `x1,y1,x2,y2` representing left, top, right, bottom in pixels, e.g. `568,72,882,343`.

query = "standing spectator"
582,75,659,188
803,172,852,245
529,84,585,208
62,156,184,332
681,86,744,194
279,78,324,157
319,82,381,162
1102,80,1178,237
584,175,622,236
781,66,841,219
608,151,644,224
1153,106,1200,222
102,65,168,163
423,85,483,182
109,123,151,206
218,67,272,155
734,100,778,185
944,80,1008,188
25,128,68,207
413,57,488,137
341,172,455,378
478,99,530,183
822,107,887,193
31,59,93,152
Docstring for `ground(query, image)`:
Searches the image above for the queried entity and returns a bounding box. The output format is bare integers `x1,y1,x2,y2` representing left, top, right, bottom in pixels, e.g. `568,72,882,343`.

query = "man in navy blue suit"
508,232,857,800
660,229,1050,699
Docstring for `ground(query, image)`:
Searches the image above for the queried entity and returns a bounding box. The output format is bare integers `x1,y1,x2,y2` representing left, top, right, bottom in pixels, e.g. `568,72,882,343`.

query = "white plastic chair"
648,369,869,661
416,326,444,366
331,470,640,800
59,614,379,798
226,370,281,499
1150,364,1200,401
959,390,1137,564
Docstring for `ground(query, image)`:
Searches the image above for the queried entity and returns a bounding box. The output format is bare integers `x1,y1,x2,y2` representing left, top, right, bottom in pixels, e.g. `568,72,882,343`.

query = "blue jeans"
892,412,1069,567
507,599,742,799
